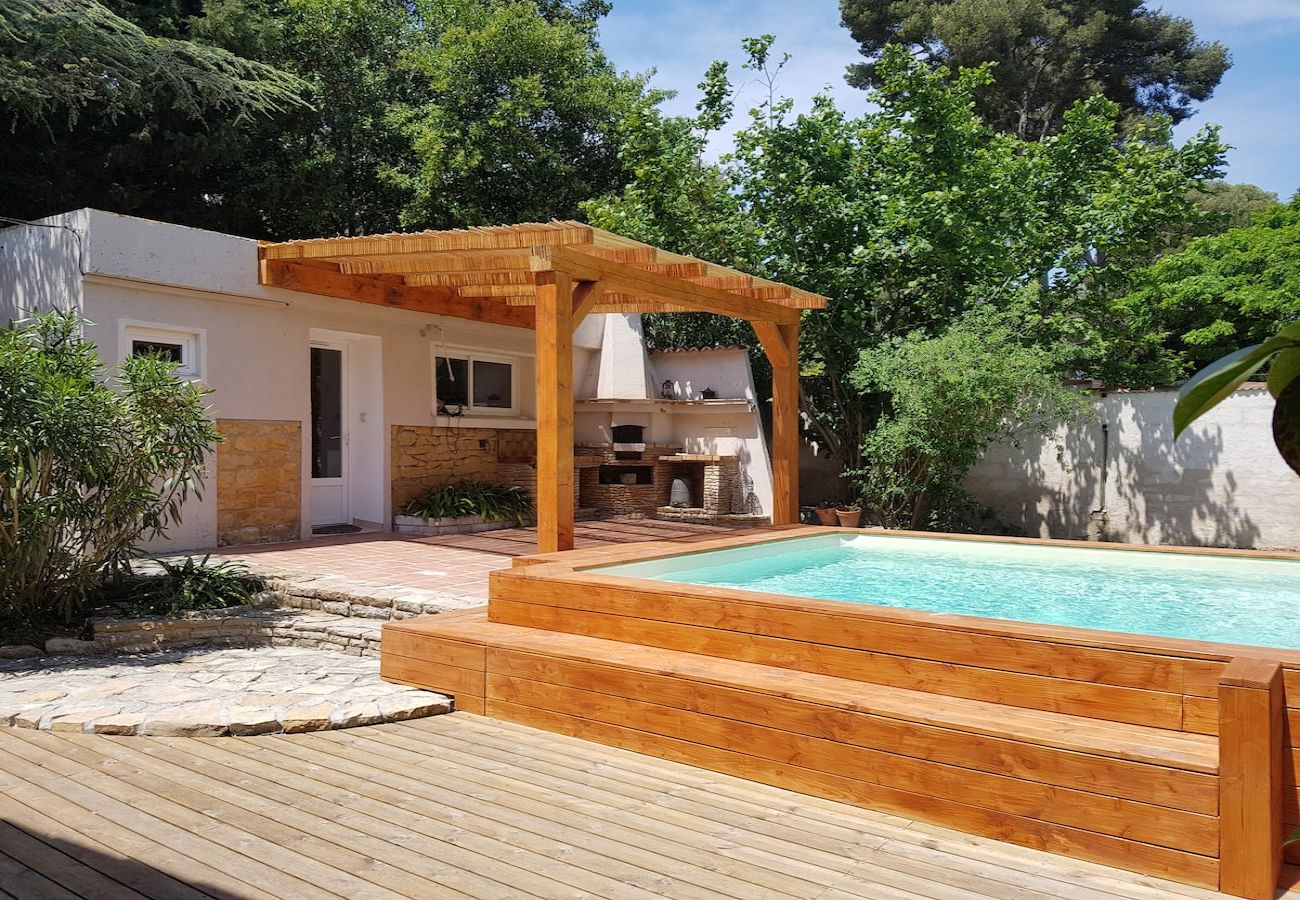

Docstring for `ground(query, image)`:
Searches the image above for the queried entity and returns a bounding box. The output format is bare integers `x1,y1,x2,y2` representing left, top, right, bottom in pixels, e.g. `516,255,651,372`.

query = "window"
435,352,516,416
120,323,203,378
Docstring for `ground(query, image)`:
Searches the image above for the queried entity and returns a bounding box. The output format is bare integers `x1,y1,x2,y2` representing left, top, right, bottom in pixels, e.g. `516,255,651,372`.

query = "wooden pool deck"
0,712,1280,899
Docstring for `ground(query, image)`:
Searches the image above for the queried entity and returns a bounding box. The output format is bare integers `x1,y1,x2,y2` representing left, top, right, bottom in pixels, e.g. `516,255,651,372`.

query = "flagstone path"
0,646,450,737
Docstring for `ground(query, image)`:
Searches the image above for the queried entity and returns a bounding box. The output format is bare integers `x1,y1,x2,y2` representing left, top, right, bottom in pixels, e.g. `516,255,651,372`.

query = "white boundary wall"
966,386,1300,551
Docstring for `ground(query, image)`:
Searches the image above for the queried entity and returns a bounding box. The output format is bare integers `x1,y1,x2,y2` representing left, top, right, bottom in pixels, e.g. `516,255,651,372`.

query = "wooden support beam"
752,321,790,369
533,245,801,324
535,271,576,553
261,260,534,330
765,321,801,525
1219,656,1284,900
571,280,605,329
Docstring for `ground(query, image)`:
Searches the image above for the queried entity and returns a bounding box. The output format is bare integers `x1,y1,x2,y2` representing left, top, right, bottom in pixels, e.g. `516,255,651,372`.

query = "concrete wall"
653,349,773,517
967,387,1300,551
0,211,88,320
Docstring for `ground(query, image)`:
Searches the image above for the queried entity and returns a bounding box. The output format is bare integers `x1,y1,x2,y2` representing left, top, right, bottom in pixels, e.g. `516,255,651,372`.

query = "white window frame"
119,320,206,380
433,348,519,417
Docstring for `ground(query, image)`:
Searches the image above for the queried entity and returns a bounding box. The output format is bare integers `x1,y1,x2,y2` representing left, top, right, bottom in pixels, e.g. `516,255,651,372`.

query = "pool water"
594,534,1300,650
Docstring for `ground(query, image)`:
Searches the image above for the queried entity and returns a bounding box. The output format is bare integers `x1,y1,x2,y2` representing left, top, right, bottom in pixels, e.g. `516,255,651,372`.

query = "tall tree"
1106,200,1300,386
838,0,1230,140
0,0,649,239
392,0,648,229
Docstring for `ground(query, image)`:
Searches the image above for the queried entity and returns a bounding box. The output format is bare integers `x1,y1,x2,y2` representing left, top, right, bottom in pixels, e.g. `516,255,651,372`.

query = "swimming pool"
594,532,1300,650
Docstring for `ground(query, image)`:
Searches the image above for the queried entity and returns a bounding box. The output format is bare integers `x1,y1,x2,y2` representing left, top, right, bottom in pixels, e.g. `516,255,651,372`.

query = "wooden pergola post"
755,320,801,525
535,271,575,552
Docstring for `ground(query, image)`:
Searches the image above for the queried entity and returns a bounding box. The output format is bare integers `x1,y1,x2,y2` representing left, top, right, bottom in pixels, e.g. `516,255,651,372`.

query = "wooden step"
383,609,1220,889
488,564,1227,734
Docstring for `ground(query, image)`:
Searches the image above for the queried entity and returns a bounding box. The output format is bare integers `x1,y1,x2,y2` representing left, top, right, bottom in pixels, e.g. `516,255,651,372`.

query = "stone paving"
0,646,451,736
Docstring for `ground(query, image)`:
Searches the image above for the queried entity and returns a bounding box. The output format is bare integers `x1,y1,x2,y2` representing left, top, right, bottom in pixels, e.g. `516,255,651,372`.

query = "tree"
1106,201,1300,385
1189,181,1281,233
849,320,1084,529
392,0,649,229
205,0,425,239
0,0,308,234
838,0,1230,140
0,0,304,128
0,312,222,626
588,41,1224,519
0,0,649,239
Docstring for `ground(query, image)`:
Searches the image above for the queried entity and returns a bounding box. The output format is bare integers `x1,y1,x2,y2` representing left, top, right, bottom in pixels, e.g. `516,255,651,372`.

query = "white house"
0,210,775,551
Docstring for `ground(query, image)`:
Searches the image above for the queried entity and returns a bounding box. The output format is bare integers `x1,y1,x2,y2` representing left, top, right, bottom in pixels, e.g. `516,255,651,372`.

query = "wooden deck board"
0,713,1277,899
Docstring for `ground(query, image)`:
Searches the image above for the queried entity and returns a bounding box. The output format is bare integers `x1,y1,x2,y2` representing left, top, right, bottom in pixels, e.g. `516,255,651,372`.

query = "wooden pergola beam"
533,245,801,324
261,260,535,329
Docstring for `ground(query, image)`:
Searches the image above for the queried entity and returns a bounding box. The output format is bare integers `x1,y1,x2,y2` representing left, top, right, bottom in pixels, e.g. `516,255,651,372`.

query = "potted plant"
836,504,863,528
814,501,839,526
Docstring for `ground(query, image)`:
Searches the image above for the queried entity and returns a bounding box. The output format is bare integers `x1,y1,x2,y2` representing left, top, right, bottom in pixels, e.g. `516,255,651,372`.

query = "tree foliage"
1107,201,1300,385
393,0,647,229
0,0,650,239
588,41,1224,519
838,0,1230,140
1188,181,1281,234
0,312,222,625
0,0,305,127
848,321,1084,528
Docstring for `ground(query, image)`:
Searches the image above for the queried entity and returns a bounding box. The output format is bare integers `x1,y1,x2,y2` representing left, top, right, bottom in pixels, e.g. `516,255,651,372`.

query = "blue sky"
599,0,1300,200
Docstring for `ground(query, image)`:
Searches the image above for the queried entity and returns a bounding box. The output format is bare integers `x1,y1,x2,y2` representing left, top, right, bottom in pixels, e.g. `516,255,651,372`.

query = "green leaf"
1269,347,1300,400
1173,343,1272,437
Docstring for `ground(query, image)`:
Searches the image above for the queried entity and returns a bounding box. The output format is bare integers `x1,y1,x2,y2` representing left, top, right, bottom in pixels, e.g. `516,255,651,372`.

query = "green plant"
109,555,258,616
1174,322,1300,475
403,481,534,526
847,321,1087,530
0,311,222,627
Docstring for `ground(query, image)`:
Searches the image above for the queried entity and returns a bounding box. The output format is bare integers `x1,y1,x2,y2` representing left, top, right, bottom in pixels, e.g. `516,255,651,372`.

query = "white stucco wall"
0,211,88,320
966,387,1300,550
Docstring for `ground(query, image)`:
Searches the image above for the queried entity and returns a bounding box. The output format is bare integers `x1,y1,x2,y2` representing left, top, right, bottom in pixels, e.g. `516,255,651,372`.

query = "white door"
310,343,349,526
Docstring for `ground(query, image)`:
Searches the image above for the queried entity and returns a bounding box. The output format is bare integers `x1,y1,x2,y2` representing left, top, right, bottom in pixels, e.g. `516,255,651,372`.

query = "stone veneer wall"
391,425,499,514
216,419,302,546
703,458,740,513
576,443,680,517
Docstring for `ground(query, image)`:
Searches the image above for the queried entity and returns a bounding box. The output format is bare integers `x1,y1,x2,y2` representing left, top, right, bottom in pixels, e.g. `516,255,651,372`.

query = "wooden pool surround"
382,526,1300,899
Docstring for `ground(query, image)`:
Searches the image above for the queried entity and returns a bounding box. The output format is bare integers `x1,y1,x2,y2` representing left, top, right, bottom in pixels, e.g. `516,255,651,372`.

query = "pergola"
259,221,828,552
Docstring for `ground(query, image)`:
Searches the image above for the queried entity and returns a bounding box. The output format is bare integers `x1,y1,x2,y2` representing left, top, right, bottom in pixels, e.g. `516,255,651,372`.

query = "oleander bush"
403,481,534,526
0,311,222,628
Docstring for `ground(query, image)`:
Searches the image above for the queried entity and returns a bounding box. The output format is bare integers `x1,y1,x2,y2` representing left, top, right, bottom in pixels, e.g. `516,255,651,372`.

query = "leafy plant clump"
404,481,534,526
0,311,222,628
105,556,259,617
847,321,1087,530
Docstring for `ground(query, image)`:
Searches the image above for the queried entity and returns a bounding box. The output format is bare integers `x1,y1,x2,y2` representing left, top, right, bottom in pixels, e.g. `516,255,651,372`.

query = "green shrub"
104,555,257,616
404,481,534,526
0,311,222,626
848,321,1086,530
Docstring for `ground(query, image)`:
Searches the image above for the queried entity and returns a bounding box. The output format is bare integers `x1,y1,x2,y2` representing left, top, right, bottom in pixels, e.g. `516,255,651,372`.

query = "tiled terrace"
213,518,746,603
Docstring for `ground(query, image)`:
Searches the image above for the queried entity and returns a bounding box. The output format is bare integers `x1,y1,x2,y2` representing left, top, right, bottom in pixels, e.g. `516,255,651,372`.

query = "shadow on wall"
968,390,1268,549
0,215,87,323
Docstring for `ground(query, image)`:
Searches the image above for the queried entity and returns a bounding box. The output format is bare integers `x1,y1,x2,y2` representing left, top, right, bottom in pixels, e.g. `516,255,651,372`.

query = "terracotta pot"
836,507,862,528
815,507,839,526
